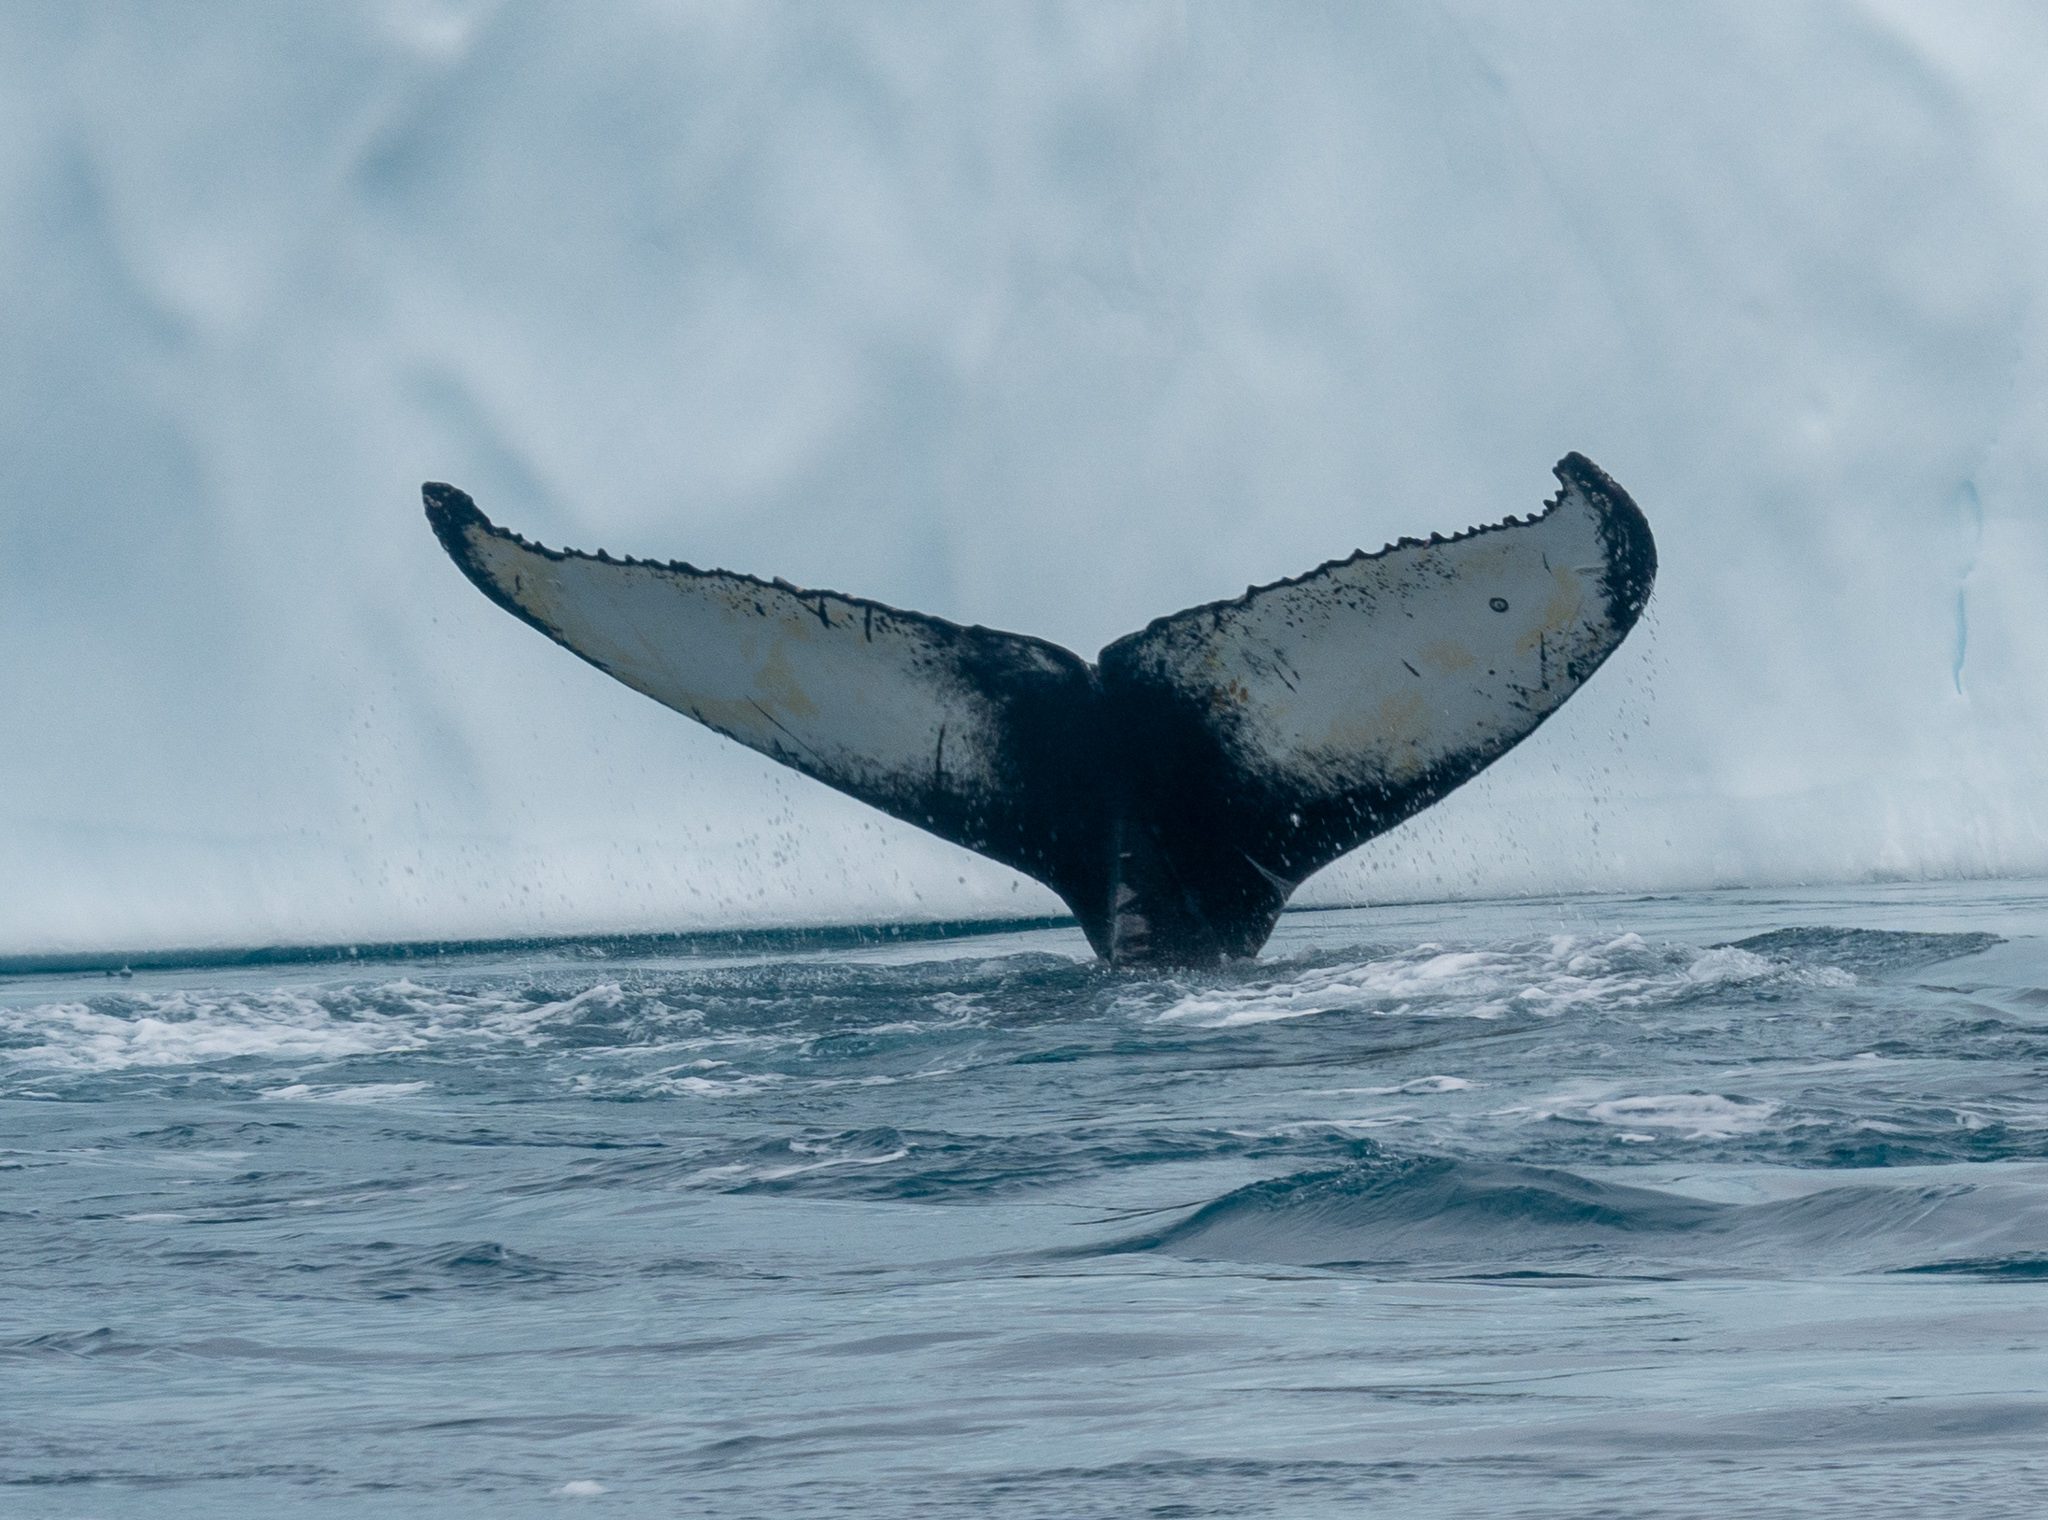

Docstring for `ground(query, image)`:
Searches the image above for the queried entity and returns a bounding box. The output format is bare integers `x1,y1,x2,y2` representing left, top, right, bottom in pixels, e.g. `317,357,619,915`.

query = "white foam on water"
1384,1075,1472,1095
0,993,416,1072
0,978,733,1077
1307,1076,1475,1097
636,1071,790,1100
1568,1092,1782,1142
680,1140,912,1189
259,1081,432,1104
1140,935,1854,1030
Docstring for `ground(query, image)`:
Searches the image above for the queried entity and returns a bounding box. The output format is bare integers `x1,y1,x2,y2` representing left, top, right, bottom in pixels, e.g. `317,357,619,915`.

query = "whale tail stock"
425,455,1655,966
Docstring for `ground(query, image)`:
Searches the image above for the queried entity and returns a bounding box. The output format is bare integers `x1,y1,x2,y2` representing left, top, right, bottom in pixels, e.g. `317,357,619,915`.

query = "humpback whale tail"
425,456,1654,966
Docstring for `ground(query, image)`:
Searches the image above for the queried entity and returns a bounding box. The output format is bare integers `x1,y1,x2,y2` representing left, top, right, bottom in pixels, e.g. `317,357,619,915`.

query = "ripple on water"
1,901,2044,1516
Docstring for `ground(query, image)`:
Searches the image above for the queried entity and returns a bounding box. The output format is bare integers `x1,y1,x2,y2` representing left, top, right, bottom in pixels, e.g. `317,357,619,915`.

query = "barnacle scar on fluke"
424,454,1655,967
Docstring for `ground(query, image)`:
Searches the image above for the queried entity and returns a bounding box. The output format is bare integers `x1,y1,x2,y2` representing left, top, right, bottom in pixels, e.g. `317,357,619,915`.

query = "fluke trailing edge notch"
425,456,1655,967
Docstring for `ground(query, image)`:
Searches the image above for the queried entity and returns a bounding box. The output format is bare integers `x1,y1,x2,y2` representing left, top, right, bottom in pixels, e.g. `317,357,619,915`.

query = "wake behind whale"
426,456,1654,964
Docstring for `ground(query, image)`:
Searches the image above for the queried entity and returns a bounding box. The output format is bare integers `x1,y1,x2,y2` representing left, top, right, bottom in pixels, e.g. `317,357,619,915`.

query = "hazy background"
8,0,2048,954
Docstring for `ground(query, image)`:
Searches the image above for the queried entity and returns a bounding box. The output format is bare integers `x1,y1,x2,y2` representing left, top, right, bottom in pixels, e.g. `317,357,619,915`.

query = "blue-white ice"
6,2,2048,955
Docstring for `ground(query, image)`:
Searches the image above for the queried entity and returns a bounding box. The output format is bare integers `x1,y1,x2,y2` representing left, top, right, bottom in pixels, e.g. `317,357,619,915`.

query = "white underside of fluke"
456,531,1025,797
1103,466,1640,798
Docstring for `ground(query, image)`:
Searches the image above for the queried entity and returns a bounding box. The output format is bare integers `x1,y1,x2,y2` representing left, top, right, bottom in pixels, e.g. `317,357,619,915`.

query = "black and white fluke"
425,455,1655,966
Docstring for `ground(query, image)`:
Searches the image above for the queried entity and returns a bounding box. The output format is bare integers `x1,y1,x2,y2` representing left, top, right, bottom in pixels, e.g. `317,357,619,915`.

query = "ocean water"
6,881,2048,1518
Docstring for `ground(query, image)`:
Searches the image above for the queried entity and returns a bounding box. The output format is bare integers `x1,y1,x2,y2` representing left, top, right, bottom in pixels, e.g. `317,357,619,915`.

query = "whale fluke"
426,454,1654,965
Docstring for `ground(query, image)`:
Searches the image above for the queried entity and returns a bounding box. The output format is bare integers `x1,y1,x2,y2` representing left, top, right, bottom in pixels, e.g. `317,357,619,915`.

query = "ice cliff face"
6,1,2048,952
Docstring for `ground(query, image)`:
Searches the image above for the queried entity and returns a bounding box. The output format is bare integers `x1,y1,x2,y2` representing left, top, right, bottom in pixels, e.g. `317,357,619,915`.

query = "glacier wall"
8,0,2048,953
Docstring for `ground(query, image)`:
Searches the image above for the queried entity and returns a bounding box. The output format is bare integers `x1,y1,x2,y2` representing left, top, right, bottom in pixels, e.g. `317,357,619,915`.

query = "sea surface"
7,881,2048,1518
